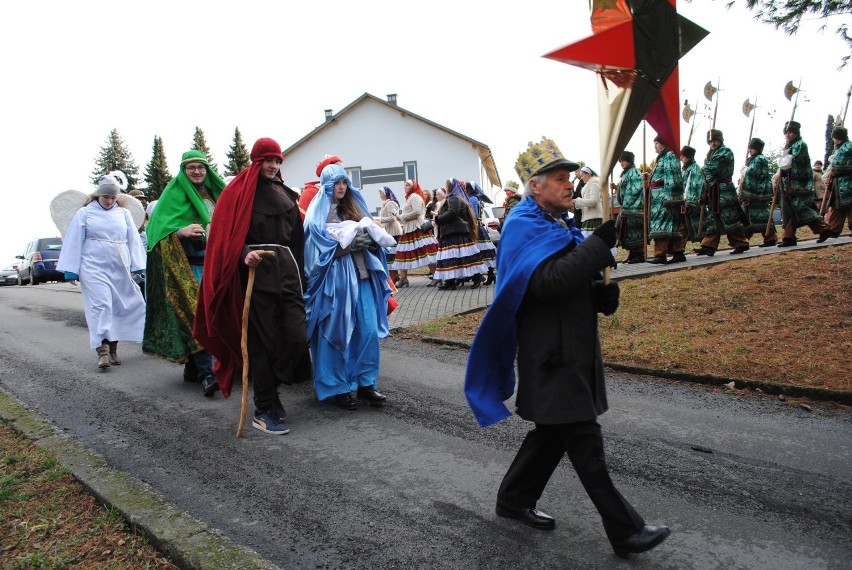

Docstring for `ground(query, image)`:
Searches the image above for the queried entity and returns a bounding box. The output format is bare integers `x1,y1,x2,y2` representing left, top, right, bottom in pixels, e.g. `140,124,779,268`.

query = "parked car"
0,264,19,286
481,205,502,245
16,237,65,285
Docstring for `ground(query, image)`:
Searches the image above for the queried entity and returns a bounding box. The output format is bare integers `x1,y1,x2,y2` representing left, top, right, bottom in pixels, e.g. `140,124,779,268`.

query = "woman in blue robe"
303,164,392,410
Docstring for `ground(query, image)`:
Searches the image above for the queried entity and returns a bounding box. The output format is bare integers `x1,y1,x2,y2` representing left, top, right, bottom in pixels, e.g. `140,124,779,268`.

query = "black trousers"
248,290,310,412
497,421,644,540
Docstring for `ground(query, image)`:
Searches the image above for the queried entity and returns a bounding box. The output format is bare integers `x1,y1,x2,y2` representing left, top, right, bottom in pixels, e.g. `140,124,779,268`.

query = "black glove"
592,219,617,249
592,281,620,316
351,229,372,250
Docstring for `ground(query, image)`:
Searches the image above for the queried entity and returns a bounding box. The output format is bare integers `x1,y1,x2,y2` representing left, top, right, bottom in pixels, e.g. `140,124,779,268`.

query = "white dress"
57,201,146,349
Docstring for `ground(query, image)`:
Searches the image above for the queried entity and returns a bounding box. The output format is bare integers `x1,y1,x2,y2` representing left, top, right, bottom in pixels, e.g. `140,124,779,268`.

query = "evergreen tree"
824,114,836,166
91,128,140,189
191,126,218,173
224,127,250,176
144,136,172,201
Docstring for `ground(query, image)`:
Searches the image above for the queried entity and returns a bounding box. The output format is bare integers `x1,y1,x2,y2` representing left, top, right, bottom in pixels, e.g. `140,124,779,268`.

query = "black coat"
515,235,613,424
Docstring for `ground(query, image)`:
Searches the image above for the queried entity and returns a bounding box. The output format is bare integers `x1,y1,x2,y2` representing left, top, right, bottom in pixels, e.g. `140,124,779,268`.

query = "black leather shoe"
816,230,839,243
625,256,646,264
333,393,358,410
357,386,387,405
694,246,715,256
759,240,777,247
730,245,750,254
495,502,555,530
610,525,671,558
777,238,797,247
200,375,219,397
667,253,686,264
646,255,667,264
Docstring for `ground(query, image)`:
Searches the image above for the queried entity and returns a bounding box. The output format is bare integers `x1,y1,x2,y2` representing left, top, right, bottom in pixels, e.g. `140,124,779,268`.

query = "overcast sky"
1,0,850,264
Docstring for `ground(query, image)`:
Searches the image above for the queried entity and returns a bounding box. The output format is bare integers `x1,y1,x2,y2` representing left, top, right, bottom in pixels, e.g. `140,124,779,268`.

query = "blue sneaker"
252,410,290,435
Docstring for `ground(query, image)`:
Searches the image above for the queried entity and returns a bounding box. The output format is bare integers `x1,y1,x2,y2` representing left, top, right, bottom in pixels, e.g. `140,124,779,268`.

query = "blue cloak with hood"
303,164,391,353
464,196,585,427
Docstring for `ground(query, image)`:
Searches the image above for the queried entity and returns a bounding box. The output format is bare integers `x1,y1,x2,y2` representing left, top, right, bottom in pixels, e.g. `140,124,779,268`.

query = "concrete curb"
0,387,280,570
417,335,852,404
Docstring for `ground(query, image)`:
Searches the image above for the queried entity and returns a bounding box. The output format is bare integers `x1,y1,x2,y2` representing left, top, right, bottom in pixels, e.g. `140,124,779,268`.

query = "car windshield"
2,265,16,271
491,206,505,218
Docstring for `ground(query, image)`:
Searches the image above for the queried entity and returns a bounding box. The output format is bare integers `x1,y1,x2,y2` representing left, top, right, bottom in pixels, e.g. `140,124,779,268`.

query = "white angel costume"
57,200,147,349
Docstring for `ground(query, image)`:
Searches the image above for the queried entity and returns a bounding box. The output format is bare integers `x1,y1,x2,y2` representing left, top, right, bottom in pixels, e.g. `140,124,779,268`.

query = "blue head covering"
464,196,585,427
380,185,400,207
466,181,493,204
448,178,469,202
303,164,391,351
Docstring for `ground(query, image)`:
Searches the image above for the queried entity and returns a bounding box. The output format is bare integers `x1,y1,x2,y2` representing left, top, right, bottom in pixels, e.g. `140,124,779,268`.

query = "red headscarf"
405,179,427,203
193,138,284,397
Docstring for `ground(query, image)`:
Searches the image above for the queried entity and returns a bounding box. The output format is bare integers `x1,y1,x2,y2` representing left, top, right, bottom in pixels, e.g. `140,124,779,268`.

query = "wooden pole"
602,169,612,284
642,120,649,261
236,250,276,437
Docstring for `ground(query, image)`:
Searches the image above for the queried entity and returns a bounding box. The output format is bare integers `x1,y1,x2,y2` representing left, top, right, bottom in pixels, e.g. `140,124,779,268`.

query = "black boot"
438,279,457,290
470,273,483,289
484,268,495,285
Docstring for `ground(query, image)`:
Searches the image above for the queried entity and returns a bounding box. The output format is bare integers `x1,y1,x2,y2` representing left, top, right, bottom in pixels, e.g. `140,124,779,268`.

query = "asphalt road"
1,283,850,569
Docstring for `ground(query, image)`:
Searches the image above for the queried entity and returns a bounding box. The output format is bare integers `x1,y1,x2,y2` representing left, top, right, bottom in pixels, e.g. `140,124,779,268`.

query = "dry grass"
408,244,851,394
0,421,178,569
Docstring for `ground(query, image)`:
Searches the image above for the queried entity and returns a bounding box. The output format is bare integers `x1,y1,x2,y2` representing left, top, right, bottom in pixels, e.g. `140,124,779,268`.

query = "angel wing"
49,190,89,238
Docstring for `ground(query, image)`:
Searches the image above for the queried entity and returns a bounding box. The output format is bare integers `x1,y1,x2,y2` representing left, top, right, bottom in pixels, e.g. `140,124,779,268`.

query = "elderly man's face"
708,139,721,150
531,167,574,213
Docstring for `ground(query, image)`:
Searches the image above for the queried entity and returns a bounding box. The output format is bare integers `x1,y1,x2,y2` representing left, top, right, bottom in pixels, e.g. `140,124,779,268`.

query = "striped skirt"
475,224,496,269
433,232,487,280
391,228,437,270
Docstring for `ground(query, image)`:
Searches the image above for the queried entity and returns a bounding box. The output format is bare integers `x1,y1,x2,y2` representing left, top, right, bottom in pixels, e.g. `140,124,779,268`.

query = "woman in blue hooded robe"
303,164,392,410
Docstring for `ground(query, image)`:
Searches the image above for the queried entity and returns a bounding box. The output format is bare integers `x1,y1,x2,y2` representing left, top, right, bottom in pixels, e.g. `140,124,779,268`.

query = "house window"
347,167,362,188
403,161,417,181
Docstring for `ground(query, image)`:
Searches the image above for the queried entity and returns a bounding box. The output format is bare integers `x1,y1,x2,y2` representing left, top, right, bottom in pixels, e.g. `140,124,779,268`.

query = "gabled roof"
281,92,501,188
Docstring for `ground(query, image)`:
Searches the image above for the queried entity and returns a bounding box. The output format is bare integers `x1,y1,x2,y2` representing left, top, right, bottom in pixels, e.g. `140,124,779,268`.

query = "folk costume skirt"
433,232,487,281
391,228,437,270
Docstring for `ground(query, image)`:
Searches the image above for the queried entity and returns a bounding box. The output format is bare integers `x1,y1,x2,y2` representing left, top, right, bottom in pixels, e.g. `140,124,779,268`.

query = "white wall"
281,98,488,214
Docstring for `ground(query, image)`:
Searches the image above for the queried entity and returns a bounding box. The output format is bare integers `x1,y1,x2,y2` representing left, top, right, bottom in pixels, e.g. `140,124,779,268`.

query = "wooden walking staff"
602,170,613,285
236,250,276,437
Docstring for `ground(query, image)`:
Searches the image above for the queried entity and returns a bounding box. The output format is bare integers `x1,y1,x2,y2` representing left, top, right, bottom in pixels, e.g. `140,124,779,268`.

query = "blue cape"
303,164,391,351
464,196,584,427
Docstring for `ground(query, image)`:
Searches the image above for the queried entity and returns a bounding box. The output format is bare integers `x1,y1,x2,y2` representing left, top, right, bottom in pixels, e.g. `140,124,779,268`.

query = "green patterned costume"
615,164,645,250
703,144,743,235
828,139,852,209
143,151,225,361
683,160,704,241
779,138,821,228
648,149,683,240
740,153,773,233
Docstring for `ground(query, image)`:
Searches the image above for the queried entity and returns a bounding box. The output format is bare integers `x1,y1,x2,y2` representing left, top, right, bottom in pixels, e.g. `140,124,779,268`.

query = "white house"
280,92,502,214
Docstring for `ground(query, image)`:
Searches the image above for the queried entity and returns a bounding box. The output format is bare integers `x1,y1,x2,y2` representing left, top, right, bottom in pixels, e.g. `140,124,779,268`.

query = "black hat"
706,129,724,143
784,120,801,135
620,151,635,164
832,126,848,140
680,146,696,159
748,138,765,153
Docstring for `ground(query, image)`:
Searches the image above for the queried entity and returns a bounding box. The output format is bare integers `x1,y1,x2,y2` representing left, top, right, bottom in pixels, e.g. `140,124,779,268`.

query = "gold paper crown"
515,137,576,184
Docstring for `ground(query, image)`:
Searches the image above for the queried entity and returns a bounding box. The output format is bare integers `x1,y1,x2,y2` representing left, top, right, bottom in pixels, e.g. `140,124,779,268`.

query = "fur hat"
96,176,120,196
783,121,801,135
515,137,579,184
620,151,635,164
680,146,696,160
250,138,284,162
831,126,848,141
748,138,765,153
707,129,724,143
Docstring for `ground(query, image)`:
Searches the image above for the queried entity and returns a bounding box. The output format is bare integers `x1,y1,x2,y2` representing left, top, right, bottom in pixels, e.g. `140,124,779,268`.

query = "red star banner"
545,0,708,175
